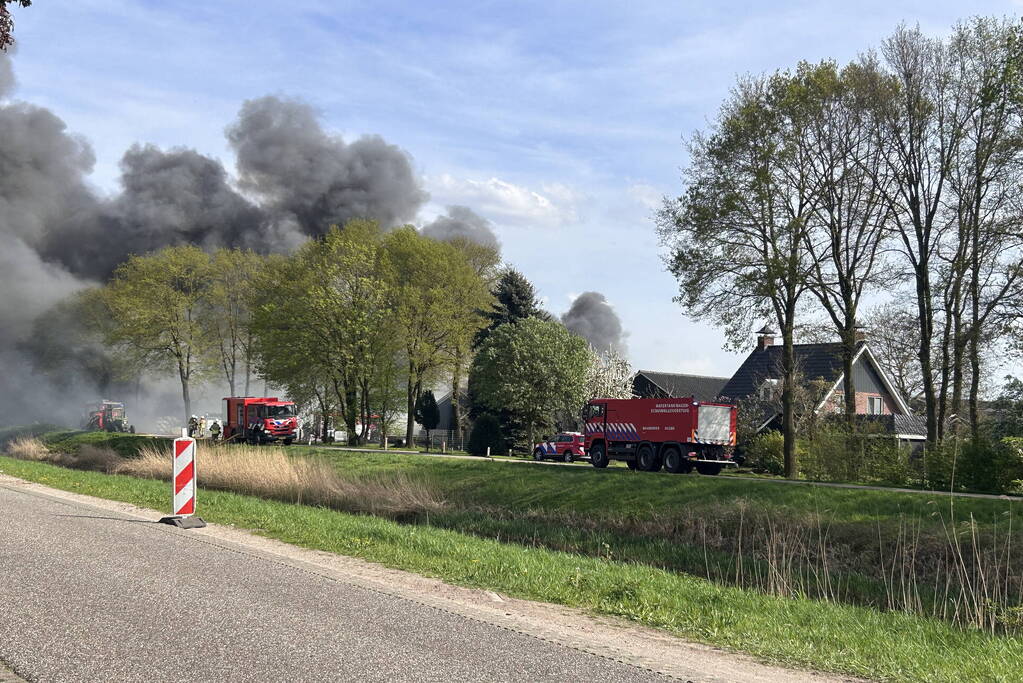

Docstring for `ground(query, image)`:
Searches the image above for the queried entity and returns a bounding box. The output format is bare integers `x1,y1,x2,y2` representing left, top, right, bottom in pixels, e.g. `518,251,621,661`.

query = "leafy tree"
797,59,893,427
0,1,30,52
384,227,489,446
658,70,820,478
204,248,262,396
414,389,440,449
251,221,396,444
100,245,213,421
474,269,548,348
467,413,505,456
989,376,1023,439
469,318,590,450
444,238,500,441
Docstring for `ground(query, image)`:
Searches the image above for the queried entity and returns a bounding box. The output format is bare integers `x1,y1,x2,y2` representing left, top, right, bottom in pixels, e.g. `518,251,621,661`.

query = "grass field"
2,454,1022,682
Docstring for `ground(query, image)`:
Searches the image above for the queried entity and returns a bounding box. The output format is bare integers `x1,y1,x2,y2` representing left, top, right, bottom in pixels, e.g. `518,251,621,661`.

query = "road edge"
0,472,861,683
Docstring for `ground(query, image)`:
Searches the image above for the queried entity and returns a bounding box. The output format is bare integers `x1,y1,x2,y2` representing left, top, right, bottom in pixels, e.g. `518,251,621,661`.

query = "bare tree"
868,26,975,444
800,58,894,427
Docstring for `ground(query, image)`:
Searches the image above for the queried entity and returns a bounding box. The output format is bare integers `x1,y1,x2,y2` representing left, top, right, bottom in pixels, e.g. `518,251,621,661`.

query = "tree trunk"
841,324,856,431
451,347,463,445
405,368,416,447
179,363,191,426
782,322,797,479
915,269,938,445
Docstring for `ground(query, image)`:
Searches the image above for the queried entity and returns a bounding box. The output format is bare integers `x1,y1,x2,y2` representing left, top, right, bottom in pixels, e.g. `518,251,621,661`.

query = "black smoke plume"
227,95,427,237
422,205,500,249
561,292,628,355
0,55,432,426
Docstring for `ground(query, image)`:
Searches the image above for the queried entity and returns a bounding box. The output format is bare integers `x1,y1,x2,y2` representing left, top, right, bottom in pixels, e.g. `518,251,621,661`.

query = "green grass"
2,454,1020,682
34,430,172,458
291,446,1018,525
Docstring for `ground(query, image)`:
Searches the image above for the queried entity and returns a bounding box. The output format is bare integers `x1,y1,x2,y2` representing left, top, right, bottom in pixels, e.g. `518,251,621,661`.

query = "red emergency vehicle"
584,397,737,475
222,397,299,445
533,432,585,463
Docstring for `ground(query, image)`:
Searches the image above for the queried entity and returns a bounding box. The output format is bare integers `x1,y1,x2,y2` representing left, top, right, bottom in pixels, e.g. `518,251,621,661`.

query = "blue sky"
9,0,1022,378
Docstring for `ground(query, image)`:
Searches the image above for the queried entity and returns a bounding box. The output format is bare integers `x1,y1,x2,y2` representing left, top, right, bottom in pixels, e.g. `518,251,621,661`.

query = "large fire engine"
82,401,134,433
583,397,737,475
222,397,298,445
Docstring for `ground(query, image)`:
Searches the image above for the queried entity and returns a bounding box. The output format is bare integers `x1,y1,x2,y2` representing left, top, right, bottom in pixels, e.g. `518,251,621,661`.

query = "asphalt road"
0,483,670,683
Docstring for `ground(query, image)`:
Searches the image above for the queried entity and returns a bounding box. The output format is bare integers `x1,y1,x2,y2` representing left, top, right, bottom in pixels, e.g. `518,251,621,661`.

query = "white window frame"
867,396,883,415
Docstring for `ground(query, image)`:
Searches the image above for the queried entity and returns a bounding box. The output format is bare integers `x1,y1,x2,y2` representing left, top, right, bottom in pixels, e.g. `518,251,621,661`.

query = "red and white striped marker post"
158,429,206,528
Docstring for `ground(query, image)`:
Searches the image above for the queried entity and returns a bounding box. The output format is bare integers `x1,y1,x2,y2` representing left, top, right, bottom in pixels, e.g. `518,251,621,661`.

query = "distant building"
637,326,926,442
632,371,729,402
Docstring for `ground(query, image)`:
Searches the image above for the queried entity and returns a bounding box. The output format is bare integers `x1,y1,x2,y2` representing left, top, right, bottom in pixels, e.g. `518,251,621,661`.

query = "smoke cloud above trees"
561,292,628,355
0,53,434,424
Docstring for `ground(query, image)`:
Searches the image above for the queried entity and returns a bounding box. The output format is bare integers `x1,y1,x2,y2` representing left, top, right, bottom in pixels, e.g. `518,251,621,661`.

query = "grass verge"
2,455,1022,681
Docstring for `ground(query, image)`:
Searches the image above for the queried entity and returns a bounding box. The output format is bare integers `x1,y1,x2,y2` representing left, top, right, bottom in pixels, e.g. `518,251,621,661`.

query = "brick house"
633,326,926,442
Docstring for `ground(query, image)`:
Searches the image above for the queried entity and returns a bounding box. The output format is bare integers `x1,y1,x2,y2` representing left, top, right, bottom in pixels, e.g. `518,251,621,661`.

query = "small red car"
533,432,586,463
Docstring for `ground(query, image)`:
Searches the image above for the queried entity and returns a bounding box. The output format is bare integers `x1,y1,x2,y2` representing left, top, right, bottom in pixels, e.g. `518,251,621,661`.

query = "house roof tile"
635,371,730,402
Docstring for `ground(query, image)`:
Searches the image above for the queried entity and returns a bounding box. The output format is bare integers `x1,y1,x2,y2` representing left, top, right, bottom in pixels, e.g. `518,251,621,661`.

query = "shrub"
745,431,784,475
801,424,910,486
926,437,1023,494
467,414,505,456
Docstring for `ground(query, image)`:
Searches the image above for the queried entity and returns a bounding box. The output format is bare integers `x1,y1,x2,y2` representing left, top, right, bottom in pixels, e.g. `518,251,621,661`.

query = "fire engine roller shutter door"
697,405,731,443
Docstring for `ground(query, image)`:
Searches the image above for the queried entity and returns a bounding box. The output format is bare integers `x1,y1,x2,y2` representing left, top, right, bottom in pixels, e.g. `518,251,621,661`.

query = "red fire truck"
222,397,299,445
82,400,134,433
583,397,737,475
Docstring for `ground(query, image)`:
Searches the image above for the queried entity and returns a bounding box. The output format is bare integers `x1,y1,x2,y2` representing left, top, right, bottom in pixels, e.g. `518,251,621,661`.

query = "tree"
204,248,262,396
0,1,30,52
868,26,975,445
250,221,396,444
469,318,590,451
944,18,1023,439
467,413,505,456
444,238,500,443
101,245,213,421
658,70,820,478
474,269,548,348
414,389,440,449
385,228,489,446
864,302,925,408
798,59,893,427
585,345,634,400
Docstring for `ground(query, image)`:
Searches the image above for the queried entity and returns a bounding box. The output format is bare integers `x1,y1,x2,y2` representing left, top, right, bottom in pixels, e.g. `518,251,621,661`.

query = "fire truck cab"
223,397,298,445
584,397,737,475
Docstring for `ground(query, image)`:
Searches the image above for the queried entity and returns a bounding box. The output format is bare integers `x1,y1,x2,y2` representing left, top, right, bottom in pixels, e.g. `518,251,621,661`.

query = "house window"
759,379,780,401
867,396,883,415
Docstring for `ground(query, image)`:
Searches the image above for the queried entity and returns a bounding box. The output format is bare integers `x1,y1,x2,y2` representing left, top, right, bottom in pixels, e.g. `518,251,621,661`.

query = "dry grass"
7,436,50,461
126,443,446,518
6,437,121,473
4,437,445,519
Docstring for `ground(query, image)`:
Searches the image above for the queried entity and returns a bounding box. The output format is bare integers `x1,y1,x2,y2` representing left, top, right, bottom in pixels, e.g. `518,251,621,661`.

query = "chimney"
756,324,776,351
854,325,867,343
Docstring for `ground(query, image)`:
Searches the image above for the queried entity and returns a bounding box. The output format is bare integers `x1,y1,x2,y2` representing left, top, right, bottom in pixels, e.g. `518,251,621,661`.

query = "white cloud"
426,173,578,227
627,182,663,211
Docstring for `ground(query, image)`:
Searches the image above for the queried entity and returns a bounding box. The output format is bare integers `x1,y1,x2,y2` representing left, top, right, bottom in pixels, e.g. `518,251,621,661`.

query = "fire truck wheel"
663,447,684,473
533,449,545,461
637,445,660,472
563,451,574,463
696,462,723,476
589,443,609,468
